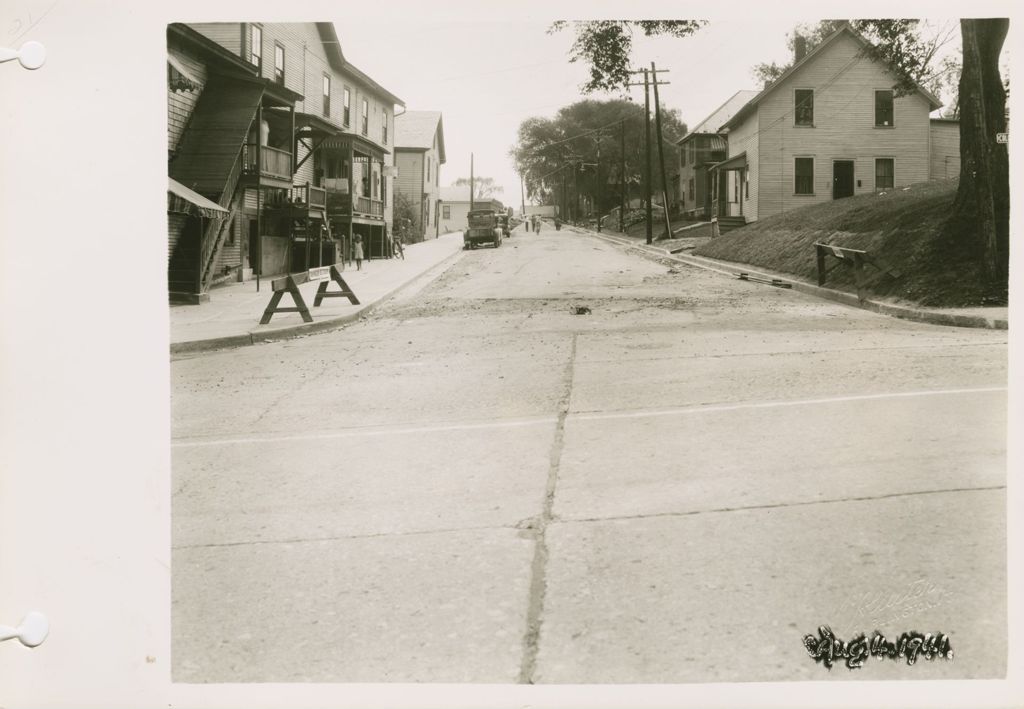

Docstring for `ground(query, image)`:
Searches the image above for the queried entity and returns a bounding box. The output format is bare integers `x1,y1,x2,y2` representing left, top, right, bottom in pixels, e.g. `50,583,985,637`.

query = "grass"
692,179,1006,308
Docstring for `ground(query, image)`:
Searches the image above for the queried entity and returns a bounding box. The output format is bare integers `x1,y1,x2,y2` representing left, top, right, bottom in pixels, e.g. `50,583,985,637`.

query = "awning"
168,178,229,218
711,151,747,171
167,54,202,92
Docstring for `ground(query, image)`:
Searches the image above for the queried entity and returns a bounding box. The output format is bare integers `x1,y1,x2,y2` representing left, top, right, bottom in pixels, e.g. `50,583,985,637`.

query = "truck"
463,209,503,249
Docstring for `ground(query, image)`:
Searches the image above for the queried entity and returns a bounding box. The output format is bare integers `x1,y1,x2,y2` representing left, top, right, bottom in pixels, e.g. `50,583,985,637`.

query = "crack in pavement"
171,521,524,550
554,484,1007,526
518,331,577,684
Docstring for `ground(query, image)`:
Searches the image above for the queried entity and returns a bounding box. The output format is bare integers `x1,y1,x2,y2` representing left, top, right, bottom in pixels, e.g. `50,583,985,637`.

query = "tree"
510,99,686,221
452,176,503,199
949,19,1009,284
549,21,706,93
392,190,422,242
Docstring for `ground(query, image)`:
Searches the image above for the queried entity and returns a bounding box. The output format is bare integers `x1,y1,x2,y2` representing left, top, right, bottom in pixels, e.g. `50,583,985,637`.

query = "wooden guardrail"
814,241,901,302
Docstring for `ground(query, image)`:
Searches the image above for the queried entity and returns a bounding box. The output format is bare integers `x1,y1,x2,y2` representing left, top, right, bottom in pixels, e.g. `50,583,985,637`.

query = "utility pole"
619,118,626,233
520,173,526,219
595,135,602,233
627,68,653,244
651,62,673,240
561,168,567,222
470,152,475,211
573,161,580,224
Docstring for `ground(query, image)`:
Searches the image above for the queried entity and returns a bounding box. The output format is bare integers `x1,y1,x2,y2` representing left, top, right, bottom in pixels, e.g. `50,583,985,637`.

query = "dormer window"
875,90,894,127
795,89,814,126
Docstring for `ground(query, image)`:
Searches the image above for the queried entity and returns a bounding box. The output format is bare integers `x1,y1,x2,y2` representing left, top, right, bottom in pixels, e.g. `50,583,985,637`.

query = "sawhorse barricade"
814,241,902,302
260,265,360,325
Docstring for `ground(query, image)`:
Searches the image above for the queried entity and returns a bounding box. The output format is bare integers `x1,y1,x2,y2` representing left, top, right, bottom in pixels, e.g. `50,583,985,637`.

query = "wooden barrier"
260,265,359,325
814,241,901,302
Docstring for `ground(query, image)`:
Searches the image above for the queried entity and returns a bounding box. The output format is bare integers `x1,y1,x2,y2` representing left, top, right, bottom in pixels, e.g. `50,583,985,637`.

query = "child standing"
354,233,364,270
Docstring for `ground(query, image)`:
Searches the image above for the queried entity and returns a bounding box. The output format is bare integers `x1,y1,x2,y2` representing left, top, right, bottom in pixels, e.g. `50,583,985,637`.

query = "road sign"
308,266,330,281
996,133,1008,144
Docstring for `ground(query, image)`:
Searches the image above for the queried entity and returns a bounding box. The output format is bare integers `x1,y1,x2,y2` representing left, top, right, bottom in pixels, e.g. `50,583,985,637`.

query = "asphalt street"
171,224,1007,683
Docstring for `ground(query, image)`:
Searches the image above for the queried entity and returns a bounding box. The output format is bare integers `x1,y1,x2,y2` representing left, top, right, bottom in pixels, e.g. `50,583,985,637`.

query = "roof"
678,91,758,143
316,22,404,107
721,23,942,131
710,151,747,172
395,111,446,163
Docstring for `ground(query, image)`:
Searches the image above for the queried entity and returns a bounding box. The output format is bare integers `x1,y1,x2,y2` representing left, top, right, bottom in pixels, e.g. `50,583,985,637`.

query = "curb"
581,228,1008,331
170,246,465,356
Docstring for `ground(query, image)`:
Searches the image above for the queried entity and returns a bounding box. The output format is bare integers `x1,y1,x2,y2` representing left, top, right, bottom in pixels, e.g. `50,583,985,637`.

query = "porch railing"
325,190,384,219
289,183,327,210
355,195,384,217
242,143,293,181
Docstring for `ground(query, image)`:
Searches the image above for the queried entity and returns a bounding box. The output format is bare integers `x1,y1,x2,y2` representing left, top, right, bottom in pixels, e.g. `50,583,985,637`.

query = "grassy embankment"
692,179,1005,307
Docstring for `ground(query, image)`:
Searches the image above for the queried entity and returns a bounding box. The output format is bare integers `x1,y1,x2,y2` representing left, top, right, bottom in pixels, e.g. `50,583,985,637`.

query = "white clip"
0,41,46,70
0,611,49,647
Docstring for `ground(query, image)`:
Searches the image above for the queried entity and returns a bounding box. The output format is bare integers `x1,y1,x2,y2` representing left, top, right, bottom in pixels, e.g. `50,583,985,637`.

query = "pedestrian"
354,233,364,270
533,215,541,233
554,215,561,231
524,215,530,232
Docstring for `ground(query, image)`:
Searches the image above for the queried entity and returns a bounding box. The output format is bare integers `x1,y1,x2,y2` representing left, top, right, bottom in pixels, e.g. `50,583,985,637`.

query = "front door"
833,160,855,199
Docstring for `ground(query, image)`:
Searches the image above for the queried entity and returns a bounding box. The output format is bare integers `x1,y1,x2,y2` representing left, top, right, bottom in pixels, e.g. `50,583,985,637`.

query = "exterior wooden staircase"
168,76,263,302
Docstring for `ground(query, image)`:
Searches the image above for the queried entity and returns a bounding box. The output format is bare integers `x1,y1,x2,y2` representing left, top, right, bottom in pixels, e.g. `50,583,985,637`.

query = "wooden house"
437,186,503,236
167,22,403,303
711,23,954,232
675,90,758,220
394,111,447,240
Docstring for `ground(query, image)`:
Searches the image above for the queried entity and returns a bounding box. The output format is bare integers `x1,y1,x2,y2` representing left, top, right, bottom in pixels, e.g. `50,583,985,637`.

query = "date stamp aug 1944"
803,626,953,670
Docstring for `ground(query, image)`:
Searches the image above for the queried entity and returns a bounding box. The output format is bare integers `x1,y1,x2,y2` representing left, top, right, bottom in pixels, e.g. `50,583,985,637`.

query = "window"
426,157,431,183
343,88,351,126
249,25,262,70
875,158,894,189
745,170,749,198
875,90,894,127
681,143,687,167
443,205,451,220
688,178,695,200
274,44,284,85
795,89,814,126
322,75,331,117
361,99,369,136
795,158,814,194
381,111,388,144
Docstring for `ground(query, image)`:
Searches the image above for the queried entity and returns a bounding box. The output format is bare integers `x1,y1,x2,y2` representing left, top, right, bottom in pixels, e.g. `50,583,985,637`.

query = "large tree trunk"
953,19,1009,286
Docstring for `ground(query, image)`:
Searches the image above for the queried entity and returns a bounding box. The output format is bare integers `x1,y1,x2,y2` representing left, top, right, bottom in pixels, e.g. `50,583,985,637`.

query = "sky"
336,13,979,210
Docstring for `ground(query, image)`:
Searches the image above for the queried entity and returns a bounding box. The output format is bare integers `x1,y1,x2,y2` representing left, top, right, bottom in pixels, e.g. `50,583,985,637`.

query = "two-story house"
394,111,446,240
710,23,951,231
676,90,757,220
167,22,403,303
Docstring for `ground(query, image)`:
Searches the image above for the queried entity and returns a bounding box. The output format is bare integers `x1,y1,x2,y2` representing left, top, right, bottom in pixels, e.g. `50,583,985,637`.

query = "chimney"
794,34,807,63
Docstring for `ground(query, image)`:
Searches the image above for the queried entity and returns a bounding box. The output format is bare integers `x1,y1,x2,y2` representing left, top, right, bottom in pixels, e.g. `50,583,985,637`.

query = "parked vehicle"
463,209,503,249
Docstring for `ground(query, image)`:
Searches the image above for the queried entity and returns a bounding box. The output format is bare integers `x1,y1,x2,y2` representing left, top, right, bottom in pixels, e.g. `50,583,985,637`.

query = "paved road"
171,225,1007,683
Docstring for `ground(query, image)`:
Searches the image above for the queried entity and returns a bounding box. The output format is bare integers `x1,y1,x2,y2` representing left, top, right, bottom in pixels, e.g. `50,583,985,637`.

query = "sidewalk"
568,224,1008,330
170,232,465,354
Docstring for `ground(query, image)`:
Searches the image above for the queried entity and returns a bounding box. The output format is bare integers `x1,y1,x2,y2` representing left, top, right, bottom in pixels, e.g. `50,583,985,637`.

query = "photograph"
0,2,1018,707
